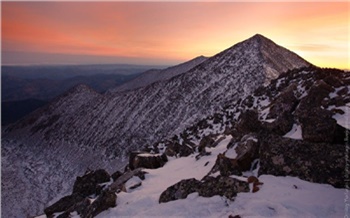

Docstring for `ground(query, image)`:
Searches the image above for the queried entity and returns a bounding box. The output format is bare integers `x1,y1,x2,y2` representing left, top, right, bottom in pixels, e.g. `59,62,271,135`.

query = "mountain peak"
250,33,268,40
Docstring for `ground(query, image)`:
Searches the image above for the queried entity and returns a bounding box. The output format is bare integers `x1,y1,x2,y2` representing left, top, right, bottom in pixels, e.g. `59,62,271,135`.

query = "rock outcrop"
129,152,168,170
159,176,249,203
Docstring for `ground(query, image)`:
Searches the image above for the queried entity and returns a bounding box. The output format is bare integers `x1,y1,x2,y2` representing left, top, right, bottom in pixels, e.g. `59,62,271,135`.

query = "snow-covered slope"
41,66,349,218
97,148,345,218
109,55,207,93
2,34,311,218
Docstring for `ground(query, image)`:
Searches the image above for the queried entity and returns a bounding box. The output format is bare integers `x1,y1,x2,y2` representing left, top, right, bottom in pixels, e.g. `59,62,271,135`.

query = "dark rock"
264,83,298,135
267,83,298,119
72,169,111,197
198,135,215,153
235,110,261,134
129,152,168,170
296,80,334,113
264,111,294,135
109,168,143,193
259,133,345,188
234,134,260,171
208,153,242,177
81,190,117,218
134,170,148,180
111,171,123,181
199,176,249,199
164,141,194,157
57,212,71,218
159,178,201,203
299,108,338,143
159,176,249,203
44,193,84,217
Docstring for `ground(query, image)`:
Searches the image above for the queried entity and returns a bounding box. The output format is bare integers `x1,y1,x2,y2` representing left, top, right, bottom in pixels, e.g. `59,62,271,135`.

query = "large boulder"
129,152,168,170
81,189,117,218
164,141,194,157
44,193,84,217
259,133,345,188
159,178,201,203
199,176,249,199
235,110,261,134
299,108,338,143
233,134,260,171
198,135,215,153
72,169,111,197
208,153,242,176
159,176,249,203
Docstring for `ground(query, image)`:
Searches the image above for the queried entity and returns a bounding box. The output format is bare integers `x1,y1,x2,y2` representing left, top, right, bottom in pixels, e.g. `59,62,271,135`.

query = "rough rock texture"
265,84,299,135
111,171,123,181
235,110,261,134
209,154,242,176
159,178,201,203
72,169,110,197
198,135,216,153
159,176,249,203
129,152,168,170
199,176,250,199
44,193,84,217
164,141,194,157
233,134,260,171
81,190,117,218
259,133,345,188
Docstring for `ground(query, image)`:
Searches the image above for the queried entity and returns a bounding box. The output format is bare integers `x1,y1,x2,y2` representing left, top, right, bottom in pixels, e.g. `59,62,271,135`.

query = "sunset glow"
1,2,349,69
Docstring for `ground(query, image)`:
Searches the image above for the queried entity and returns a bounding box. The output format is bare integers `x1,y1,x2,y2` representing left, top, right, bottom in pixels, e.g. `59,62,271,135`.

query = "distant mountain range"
2,34,313,218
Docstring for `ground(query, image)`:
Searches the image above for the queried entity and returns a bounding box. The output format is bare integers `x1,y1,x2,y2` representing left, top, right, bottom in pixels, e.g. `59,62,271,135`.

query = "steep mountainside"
2,34,311,218
40,66,349,217
109,55,207,93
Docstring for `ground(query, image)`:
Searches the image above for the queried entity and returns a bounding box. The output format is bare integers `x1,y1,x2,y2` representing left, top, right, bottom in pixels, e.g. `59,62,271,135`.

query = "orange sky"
1,2,349,68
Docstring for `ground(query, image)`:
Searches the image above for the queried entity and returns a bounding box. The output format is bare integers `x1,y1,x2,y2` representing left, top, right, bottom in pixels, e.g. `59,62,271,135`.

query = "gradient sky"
1,2,349,69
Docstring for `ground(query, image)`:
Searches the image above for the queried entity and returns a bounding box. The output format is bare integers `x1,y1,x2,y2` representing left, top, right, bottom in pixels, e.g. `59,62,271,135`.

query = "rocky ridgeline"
44,66,349,217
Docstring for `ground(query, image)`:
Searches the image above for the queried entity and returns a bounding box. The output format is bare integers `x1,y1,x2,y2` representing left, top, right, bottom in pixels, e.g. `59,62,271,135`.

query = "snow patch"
284,124,303,140
331,104,350,129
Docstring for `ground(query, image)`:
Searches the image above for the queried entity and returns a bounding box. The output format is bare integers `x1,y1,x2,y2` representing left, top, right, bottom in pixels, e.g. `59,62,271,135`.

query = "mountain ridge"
109,55,207,93
2,34,311,218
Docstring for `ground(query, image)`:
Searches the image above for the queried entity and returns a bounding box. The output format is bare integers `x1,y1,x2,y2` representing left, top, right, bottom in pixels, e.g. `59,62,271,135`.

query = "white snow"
97,169,346,218
331,104,350,129
225,145,238,159
284,124,303,140
125,176,143,192
95,131,346,218
228,175,346,218
137,153,162,157
260,106,271,120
